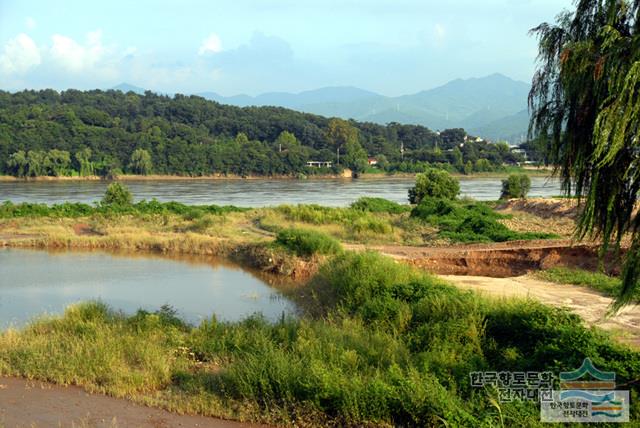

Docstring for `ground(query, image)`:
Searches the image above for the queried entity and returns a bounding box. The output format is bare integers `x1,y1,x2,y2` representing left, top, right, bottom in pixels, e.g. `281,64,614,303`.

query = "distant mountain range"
111,73,531,143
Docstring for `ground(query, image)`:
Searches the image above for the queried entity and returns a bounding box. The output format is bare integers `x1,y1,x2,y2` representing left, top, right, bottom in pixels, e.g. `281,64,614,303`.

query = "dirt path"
0,377,262,428
441,274,640,347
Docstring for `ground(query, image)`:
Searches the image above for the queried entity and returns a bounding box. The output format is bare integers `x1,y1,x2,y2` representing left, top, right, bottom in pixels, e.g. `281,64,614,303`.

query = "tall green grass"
350,197,410,214
275,228,342,257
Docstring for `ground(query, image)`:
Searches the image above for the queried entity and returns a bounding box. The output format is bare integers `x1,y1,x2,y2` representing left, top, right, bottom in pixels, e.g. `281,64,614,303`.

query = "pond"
0,176,562,207
0,248,296,329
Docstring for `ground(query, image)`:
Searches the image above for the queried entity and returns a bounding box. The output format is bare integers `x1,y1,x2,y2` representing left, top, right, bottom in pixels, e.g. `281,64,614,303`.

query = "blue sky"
0,0,573,96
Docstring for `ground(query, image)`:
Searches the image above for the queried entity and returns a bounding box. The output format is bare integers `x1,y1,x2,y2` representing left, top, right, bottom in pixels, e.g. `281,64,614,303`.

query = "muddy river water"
0,248,295,328
0,176,561,207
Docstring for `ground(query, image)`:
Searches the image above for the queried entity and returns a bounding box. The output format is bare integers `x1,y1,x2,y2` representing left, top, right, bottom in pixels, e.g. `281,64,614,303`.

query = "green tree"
235,132,249,145
101,182,133,206
26,150,47,177
75,148,94,177
45,149,71,176
500,174,531,199
129,148,153,175
451,146,464,171
343,139,368,174
275,131,298,151
529,0,640,307
408,169,460,204
326,118,359,164
376,154,389,170
474,158,492,173
7,151,28,177
463,160,473,175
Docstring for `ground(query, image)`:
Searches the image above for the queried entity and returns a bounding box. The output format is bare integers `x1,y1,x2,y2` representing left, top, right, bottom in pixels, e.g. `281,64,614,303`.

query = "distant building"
306,161,333,168
367,157,378,165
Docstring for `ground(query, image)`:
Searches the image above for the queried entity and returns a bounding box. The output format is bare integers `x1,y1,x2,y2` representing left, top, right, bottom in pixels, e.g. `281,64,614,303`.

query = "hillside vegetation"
0,90,523,178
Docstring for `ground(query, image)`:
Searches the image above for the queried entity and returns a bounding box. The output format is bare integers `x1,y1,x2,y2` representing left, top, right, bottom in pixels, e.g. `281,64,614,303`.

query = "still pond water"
0,248,295,329
0,176,562,207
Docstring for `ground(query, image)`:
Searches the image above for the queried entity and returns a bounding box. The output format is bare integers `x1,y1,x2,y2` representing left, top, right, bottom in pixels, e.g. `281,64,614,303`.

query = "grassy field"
0,251,637,426
0,197,569,250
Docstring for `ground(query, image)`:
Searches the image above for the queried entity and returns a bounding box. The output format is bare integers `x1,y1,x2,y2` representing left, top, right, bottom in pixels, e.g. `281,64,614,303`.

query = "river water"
0,176,562,207
0,248,295,328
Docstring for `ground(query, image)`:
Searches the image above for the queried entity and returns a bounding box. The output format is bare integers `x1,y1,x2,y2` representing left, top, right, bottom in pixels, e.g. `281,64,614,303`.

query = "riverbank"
0,166,552,182
0,197,638,426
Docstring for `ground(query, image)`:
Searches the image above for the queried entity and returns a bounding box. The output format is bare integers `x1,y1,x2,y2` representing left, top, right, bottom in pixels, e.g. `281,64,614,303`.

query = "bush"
101,182,133,206
411,197,556,243
500,174,531,199
350,197,409,214
0,201,94,218
275,228,342,257
408,169,459,204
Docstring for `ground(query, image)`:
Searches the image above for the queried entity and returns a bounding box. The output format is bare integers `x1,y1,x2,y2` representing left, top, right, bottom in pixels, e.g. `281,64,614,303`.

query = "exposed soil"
0,377,263,428
496,197,580,219
345,239,621,277
441,274,640,348
72,223,103,236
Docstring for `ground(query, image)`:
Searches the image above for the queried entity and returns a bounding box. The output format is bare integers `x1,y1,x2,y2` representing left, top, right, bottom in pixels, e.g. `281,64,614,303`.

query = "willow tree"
529,0,640,308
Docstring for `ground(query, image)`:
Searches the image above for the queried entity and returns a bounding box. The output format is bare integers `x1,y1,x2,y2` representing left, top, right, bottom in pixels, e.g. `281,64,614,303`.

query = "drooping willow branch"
529,0,640,310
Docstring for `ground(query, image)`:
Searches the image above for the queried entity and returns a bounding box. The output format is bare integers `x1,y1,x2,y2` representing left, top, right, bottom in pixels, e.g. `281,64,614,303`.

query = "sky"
0,0,574,96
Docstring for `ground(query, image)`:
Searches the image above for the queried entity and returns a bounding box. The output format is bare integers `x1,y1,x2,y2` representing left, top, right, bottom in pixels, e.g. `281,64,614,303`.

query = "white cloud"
25,17,37,30
50,30,105,72
434,23,446,41
0,33,41,75
198,33,222,55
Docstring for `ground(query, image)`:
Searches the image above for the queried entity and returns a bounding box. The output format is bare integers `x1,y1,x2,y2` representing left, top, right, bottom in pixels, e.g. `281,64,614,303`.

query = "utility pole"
337,146,340,165
400,142,404,161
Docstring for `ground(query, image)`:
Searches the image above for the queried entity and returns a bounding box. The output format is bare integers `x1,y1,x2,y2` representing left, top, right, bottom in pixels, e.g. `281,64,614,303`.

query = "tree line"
0,89,523,177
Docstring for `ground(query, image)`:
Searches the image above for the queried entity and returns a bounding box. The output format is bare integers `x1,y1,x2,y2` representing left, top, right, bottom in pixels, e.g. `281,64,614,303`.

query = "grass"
1,196,564,248
275,228,342,257
1,251,638,426
536,266,640,300
350,197,411,214
0,200,247,219
411,197,559,243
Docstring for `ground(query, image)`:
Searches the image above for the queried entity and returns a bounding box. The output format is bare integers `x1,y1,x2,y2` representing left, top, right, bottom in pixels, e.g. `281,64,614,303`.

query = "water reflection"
0,248,296,329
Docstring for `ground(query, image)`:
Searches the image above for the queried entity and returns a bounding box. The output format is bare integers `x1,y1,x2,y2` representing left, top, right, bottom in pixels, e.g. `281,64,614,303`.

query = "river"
0,248,295,328
0,176,562,207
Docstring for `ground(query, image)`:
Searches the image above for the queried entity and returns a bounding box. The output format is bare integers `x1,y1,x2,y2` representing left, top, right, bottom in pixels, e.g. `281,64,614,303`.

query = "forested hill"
0,89,522,178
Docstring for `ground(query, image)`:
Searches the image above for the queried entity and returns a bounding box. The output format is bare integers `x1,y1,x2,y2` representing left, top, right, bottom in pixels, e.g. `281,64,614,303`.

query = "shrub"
0,199,247,218
410,197,461,220
350,197,409,214
101,182,133,206
0,201,94,218
411,197,556,243
408,169,459,204
275,228,342,257
500,174,531,199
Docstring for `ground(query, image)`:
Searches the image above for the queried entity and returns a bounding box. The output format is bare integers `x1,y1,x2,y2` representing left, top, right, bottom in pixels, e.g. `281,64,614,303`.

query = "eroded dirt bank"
346,239,620,277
